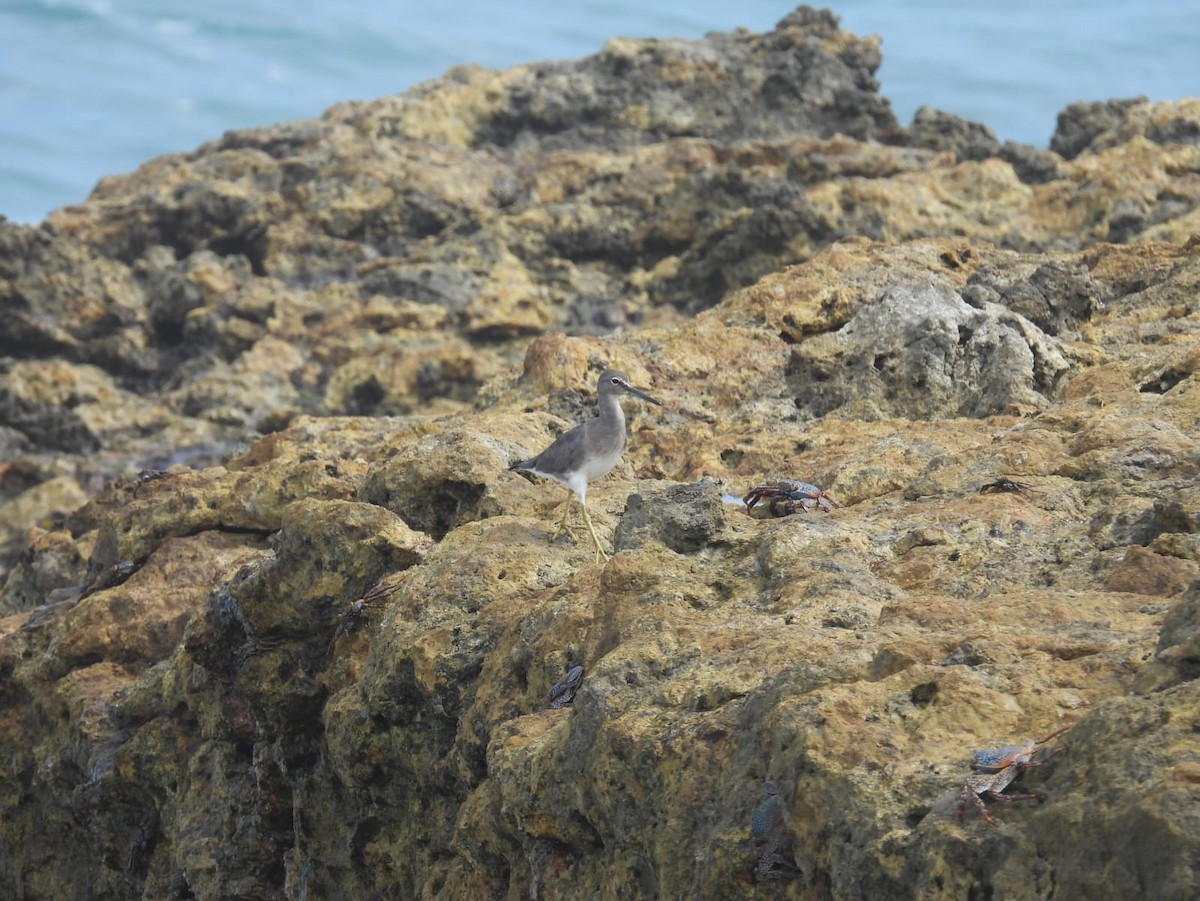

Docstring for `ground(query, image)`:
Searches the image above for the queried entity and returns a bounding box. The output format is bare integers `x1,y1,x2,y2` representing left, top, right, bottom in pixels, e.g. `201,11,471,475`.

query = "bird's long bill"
626,384,663,406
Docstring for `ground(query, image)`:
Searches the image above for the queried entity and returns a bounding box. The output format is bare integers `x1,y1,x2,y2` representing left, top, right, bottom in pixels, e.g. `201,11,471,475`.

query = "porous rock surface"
2,6,1200,900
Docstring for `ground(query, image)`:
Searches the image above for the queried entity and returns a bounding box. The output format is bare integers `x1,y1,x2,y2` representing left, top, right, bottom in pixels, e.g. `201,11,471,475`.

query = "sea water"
2,0,1198,224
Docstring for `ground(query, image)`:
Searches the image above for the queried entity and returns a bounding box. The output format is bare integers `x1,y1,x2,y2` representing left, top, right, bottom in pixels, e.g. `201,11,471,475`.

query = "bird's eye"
610,377,620,384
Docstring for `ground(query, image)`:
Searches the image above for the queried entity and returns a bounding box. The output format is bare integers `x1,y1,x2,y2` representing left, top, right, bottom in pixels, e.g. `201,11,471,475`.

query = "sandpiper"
510,369,661,561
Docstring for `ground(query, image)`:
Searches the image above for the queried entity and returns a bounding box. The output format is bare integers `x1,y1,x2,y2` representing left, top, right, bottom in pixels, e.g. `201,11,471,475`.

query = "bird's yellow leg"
579,500,610,563
551,492,576,540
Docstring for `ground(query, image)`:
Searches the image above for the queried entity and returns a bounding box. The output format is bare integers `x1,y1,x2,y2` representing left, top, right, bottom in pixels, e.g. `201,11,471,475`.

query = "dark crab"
744,480,843,517
978,477,1037,496
326,595,389,659
326,576,404,659
547,664,584,709
957,723,1072,822
751,777,795,880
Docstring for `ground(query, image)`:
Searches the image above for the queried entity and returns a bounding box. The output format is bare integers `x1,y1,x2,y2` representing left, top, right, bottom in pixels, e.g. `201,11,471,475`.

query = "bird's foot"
580,507,610,564
551,520,578,542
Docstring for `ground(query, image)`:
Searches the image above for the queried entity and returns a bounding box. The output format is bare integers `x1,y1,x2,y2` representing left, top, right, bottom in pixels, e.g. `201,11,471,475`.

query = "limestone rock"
1052,97,1200,158
785,280,1074,420
613,479,729,555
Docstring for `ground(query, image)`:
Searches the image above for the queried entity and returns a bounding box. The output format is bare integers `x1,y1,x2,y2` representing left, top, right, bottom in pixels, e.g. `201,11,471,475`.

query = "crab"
79,550,152,600
751,776,799,880
130,467,171,497
957,723,1072,822
238,633,286,665
744,480,843,517
335,597,378,634
328,576,404,647
326,594,389,659
978,477,1037,496
547,664,584,709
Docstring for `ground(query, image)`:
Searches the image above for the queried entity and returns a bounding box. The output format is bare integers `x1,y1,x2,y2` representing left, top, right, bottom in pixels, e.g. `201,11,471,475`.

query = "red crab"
744,480,843,517
957,723,1072,822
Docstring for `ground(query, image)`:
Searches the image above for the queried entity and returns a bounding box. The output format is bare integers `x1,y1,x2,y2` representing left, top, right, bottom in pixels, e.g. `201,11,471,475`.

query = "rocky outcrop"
1,6,1199,900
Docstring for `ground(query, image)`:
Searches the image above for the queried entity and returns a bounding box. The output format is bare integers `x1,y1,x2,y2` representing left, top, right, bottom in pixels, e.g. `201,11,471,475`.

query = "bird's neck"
598,393,626,427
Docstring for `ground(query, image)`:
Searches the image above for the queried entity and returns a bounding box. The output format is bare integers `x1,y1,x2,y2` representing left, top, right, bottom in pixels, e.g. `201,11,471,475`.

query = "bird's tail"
509,458,530,472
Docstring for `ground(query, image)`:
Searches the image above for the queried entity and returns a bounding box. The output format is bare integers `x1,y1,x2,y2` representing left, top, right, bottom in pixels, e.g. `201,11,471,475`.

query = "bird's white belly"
581,443,624,480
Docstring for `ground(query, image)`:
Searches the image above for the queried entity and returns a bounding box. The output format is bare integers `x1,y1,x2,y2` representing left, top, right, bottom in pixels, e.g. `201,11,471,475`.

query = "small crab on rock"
750,776,800,880
547,664,584,709
325,579,398,659
978,477,1037,496
744,480,843,517
957,722,1073,822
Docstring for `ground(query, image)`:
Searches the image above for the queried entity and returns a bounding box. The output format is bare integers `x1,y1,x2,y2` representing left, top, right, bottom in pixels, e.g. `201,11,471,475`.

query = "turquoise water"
2,0,1199,224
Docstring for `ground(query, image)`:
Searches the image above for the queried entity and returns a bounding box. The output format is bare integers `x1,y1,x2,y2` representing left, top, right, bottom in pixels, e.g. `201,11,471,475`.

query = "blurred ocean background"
2,0,1199,224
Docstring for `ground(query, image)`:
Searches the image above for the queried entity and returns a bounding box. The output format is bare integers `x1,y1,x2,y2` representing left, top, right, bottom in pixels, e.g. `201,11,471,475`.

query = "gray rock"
614,479,727,555
786,281,1073,420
